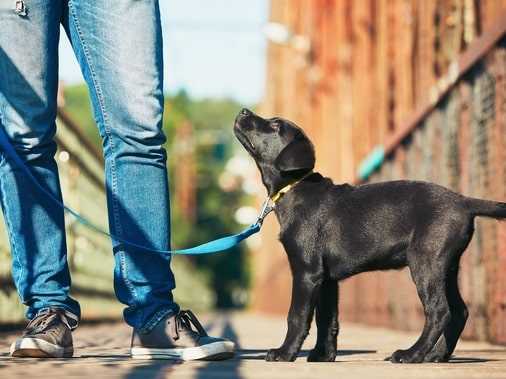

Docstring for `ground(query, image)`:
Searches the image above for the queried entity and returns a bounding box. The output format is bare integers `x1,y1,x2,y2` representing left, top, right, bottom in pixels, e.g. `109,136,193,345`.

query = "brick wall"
254,0,506,343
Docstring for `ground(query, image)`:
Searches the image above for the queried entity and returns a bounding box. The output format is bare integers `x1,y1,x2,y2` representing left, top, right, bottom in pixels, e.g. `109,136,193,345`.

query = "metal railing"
357,12,506,182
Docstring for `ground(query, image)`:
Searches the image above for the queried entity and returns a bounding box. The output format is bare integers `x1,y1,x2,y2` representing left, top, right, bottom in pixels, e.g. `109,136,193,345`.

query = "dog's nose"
240,108,252,116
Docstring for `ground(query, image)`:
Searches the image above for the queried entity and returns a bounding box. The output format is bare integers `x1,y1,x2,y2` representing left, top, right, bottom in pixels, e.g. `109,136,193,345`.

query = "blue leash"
0,126,273,255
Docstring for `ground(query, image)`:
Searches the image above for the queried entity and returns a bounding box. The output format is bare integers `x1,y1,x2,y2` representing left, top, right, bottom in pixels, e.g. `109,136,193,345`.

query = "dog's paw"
423,350,450,363
389,349,424,364
265,348,297,362
307,348,336,362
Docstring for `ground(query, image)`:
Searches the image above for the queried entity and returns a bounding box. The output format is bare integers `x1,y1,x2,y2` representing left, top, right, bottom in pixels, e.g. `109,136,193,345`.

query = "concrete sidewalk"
1,312,505,378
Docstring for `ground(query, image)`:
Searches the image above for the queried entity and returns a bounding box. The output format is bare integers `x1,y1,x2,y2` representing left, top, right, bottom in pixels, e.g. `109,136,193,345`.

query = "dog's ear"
274,134,315,173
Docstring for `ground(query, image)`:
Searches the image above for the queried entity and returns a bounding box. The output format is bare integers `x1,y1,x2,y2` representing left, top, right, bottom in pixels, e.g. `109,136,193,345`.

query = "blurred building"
253,0,506,343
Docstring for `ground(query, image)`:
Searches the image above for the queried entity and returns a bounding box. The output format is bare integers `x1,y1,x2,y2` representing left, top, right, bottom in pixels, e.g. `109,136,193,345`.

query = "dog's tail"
465,197,506,219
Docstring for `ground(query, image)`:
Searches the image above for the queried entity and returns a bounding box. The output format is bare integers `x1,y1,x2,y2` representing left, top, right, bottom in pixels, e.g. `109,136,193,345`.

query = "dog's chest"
277,214,326,255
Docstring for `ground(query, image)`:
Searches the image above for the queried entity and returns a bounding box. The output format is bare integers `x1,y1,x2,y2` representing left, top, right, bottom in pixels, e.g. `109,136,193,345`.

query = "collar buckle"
270,170,313,204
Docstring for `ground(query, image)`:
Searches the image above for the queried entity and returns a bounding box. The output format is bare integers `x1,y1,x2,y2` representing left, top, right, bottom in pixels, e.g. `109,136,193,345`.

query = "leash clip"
256,198,274,226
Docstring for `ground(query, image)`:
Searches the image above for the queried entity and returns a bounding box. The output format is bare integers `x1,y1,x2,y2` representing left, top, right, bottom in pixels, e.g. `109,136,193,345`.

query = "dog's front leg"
308,279,339,362
266,274,321,362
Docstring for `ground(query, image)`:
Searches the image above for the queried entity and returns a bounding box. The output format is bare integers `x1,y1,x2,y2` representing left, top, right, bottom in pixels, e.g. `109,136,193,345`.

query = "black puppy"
234,108,506,364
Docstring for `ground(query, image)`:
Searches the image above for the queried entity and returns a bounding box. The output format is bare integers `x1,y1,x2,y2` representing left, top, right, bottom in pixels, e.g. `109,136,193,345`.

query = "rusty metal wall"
255,0,506,343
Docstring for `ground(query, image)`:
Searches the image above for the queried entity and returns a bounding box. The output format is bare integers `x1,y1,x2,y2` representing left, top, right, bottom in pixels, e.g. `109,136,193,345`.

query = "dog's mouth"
234,124,256,154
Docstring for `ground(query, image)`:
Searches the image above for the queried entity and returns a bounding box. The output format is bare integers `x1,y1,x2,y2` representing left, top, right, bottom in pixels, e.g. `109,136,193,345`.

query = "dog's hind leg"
424,264,469,362
390,258,451,363
424,221,473,362
266,274,322,362
308,279,339,362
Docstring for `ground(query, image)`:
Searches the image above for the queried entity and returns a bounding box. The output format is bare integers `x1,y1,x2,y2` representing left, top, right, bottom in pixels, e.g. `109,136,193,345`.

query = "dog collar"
254,171,314,227
270,171,313,204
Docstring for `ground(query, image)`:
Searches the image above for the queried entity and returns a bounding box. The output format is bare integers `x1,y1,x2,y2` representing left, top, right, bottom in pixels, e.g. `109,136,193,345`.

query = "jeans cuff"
137,305,179,334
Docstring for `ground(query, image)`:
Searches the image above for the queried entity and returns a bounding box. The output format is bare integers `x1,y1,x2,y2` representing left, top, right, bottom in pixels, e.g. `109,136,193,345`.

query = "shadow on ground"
116,316,381,379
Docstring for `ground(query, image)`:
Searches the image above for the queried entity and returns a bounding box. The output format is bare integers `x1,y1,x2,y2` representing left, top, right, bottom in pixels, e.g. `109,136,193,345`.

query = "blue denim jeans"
0,0,179,331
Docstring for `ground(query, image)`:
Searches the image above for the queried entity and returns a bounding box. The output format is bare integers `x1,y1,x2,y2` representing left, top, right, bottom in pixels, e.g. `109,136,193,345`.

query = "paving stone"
0,312,505,378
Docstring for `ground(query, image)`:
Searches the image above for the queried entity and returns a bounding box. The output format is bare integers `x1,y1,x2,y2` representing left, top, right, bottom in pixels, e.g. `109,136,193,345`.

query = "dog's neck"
270,171,314,203
261,169,315,201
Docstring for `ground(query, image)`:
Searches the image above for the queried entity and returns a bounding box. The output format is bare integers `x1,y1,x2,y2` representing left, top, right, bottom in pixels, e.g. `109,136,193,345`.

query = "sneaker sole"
10,337,73,358
130,340,235,361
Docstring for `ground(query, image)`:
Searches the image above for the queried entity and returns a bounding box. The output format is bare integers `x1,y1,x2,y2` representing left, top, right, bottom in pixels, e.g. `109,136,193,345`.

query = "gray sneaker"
130,310,235,361
10,308,76,358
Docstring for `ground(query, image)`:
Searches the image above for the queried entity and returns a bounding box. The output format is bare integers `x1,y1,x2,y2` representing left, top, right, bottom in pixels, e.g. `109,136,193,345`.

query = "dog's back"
281,178,505,278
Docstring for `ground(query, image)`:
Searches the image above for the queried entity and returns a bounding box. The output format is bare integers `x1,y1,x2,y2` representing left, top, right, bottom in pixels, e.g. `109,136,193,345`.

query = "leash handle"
0,127,265,255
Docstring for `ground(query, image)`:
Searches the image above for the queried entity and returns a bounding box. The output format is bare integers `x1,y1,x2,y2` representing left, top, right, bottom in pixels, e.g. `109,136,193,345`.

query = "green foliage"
166,90,252,308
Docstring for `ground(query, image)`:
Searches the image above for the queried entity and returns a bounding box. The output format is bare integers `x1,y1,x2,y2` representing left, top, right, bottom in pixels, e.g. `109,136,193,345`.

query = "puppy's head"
234,108,315,195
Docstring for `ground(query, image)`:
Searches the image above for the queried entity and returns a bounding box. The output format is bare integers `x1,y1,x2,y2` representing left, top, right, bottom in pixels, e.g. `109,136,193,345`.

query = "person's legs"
62,0,178,331
0,1,80,322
